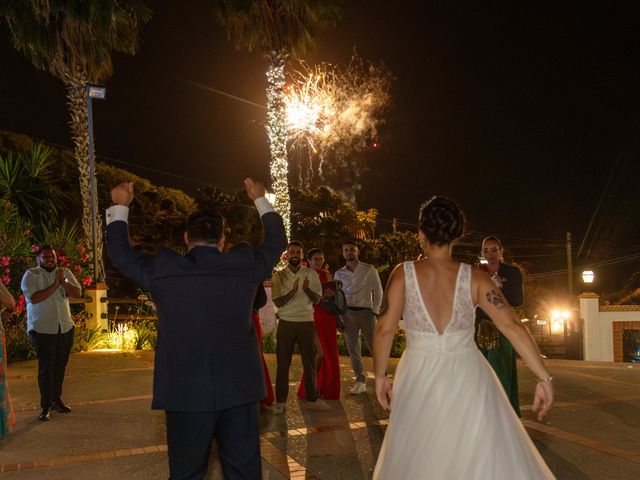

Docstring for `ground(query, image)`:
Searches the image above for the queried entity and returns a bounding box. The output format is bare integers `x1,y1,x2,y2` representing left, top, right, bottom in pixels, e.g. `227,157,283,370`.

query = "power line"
529,252,640,278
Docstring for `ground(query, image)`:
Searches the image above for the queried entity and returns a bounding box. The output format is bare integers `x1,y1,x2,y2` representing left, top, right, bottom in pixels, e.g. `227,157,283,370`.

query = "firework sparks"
284,52,393,187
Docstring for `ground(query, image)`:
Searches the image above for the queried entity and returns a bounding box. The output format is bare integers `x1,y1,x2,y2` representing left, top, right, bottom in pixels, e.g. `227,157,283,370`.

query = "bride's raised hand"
376,376,393,412
531,380,554,421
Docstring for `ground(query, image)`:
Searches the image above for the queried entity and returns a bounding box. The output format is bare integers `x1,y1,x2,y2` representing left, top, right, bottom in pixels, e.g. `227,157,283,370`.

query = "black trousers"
165,403,261,480
28,326,74,409
275,320,318,403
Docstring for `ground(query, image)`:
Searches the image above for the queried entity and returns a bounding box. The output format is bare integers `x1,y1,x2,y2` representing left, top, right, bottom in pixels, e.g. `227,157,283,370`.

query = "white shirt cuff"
254,197,275,217
106,205,130,225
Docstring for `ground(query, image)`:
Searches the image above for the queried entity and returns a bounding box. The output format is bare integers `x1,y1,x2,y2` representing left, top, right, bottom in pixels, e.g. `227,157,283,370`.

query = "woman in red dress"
253,284,275,408
297,248,341,400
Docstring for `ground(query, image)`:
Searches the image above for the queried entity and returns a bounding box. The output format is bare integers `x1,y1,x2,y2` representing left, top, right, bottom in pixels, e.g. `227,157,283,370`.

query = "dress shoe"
38,407,51,421
50,399,71,413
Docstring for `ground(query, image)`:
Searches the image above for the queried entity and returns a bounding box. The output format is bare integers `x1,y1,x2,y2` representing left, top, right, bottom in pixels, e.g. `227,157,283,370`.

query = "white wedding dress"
373,262,555,479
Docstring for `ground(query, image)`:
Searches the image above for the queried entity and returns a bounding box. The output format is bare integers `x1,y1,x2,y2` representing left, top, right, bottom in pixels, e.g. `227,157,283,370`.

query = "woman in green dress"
0,282,16,438
475,236,524,416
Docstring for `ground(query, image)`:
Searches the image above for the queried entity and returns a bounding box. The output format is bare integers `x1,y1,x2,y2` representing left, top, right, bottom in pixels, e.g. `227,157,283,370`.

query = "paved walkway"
1,351,639,479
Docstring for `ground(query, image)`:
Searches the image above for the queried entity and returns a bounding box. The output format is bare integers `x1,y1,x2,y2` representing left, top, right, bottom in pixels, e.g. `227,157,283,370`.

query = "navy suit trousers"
165,403,261,480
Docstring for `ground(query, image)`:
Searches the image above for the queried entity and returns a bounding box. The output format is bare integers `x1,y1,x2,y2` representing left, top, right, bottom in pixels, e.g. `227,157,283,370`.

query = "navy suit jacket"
106,211,286,412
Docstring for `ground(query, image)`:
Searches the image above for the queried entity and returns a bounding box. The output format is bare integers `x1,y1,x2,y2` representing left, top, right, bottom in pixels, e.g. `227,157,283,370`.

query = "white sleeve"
106,205,130,225
254,197,275,217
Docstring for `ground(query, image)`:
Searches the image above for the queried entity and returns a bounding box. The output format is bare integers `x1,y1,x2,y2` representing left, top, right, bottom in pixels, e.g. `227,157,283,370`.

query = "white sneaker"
271,402,286,415
305,399,330,411
350,382,366,395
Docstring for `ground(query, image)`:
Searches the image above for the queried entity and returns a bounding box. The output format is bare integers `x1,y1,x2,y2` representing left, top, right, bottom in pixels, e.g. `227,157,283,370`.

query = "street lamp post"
582,270,595,288
86,84,106,283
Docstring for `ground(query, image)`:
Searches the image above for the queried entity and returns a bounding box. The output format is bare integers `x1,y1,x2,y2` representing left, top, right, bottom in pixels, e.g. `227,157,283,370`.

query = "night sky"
1,1,640,290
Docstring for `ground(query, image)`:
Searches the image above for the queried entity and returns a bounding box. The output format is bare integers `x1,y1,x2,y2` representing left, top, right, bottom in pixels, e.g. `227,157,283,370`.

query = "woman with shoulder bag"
297,248,342,400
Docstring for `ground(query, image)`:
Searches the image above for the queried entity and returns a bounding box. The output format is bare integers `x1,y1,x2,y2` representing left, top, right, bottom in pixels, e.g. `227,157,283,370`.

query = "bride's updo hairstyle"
418,196,465,246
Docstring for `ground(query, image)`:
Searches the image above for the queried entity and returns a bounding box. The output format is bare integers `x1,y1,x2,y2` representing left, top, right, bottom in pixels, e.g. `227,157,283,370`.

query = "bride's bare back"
412,258,462,335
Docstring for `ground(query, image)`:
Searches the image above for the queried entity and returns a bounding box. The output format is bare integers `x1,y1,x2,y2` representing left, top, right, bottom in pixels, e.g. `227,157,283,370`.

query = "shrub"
263,332,276,353
73,326,107,352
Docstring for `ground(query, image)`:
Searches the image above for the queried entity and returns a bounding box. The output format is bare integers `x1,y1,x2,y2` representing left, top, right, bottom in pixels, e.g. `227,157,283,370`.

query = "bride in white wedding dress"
372,196,555,479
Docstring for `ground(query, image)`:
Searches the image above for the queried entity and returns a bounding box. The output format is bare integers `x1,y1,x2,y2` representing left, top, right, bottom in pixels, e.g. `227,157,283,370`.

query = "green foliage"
335,331,405,358
73,326,107,352
3,317,35,362
0,199,32,259
262,331,276,353
390,330,406,358
131,322,155,350
289,185,358,266
38,219,83,256
214,0,342,58
197,184,262,245
0,144,69,233
360,231,421,285
1,0,152,83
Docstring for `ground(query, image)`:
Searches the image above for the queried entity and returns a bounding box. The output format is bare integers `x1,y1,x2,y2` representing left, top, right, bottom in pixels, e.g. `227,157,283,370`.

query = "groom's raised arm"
244,178,287,280
106,182,154,291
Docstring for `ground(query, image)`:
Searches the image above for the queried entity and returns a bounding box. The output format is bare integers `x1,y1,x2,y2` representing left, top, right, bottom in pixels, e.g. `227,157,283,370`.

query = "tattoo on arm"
486,290,506,309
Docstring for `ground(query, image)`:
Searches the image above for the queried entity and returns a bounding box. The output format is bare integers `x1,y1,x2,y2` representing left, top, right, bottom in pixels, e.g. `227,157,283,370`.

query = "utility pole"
566,232,573,296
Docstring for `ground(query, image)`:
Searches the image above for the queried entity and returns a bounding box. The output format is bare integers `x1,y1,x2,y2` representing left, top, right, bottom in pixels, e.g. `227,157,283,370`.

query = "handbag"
320,287,348,316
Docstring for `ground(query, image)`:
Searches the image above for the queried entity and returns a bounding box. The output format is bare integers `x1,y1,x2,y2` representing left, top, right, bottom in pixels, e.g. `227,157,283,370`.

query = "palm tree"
214,0,342,236
1,0,152,282
0,144,69,235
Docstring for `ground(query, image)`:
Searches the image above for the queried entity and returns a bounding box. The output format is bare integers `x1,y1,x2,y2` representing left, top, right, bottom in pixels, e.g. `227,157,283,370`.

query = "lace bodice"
402,261,475,339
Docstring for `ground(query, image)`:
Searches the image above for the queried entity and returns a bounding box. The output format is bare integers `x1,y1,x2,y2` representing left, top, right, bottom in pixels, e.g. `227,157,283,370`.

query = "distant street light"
550,309,571,334
86,84,106,283
582,270,595,284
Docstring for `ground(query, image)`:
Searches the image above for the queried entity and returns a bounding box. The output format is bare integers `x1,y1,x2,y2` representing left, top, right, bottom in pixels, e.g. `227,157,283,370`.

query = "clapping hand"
532,381,554,421
292,278,300,293
111,182,135,206
302,276,310,290
56,268,65,284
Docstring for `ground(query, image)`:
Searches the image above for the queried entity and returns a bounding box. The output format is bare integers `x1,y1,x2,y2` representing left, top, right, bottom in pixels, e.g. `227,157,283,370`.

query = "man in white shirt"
333,240,383,395
271,241,329,413
22,246,82,421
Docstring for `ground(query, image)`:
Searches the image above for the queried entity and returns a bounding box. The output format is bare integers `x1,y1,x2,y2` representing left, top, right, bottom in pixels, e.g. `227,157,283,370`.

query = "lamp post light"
86,84,106,283
582,270,595,285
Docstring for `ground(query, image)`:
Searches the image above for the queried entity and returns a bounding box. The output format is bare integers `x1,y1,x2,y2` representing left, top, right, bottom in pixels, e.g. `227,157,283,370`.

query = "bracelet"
538,375,553,383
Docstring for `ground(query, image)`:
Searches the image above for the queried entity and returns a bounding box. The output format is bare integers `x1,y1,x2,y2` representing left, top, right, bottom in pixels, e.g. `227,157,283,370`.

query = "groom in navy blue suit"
106,178,286,480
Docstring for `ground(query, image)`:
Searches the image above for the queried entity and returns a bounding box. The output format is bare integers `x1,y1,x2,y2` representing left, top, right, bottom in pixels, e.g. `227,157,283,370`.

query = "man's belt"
347,306,368,311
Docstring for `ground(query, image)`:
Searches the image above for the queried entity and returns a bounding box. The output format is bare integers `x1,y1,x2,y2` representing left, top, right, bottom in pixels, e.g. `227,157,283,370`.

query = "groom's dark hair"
185,210,226,243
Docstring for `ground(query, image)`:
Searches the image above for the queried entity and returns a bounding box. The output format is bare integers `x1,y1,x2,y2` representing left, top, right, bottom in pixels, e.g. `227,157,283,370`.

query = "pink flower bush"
12,294,25,316
81,275,93,287
0,256,9,267
1,274,9,286
30,245,39,253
